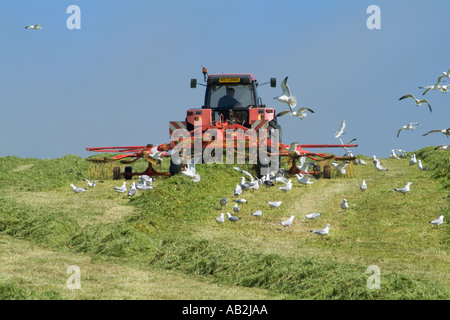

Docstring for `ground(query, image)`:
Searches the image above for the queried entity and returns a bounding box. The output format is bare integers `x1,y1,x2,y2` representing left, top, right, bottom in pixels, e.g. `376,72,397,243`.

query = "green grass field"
0,147,448,300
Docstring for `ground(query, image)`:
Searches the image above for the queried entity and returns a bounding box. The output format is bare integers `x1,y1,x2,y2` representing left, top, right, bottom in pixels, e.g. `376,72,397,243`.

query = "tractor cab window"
209,84,255,109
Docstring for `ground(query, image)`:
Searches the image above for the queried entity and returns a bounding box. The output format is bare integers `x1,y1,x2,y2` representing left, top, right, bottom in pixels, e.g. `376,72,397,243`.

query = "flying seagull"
399,94,432,112
84,178,103,188
25,24,42,30
276,107,314,119
181,156,201,182
419,81,442,95
294,173,314,185
434,145,449,150
332,161,350,175
334,120,346,138
70,184,86,193
310,224,330,236
422,128,450,138
393,182,412,195
437,69,450,83
397,122,421,138
429,215,444,228
274,76,297,109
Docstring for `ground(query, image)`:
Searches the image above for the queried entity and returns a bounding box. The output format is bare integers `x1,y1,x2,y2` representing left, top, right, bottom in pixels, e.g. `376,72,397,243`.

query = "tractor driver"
217,87,242,109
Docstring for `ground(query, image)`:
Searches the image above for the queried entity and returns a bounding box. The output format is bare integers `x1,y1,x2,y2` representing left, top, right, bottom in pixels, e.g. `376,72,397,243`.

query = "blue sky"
1,0,449,159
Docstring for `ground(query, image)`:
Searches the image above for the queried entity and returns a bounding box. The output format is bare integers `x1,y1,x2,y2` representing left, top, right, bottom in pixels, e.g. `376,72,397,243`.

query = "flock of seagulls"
70,175,154,198
214,166,331,236
397,69,449,143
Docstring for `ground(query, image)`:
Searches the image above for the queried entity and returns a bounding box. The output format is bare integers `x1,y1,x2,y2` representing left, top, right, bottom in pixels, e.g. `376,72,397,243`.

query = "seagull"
226,212,241,222
234,184,242,196
297,156,315,173
341,199,349,210
251,210,262,217
84,178,103,188
278,179,292,192
127,182,137,197
339,137,357,153
233,203,240,214
438,84,450,93
419,81,442,95
358,158,367,165
399,94,432,112
360,180,367,191
280,215,295,227
305,213,321,220
429,215,444,228
417,160,429,170
310,224,330,236
397,122,421,138
437,69,450,83
274,76,297,109
267,201,282,208
334,120,346,138
287,143,301,157
136,183,154,190
373,157,388,171
393,182,412,195
233,198,247,204
276,107,314,119
216,213,225,224
220,197,227,207
409,154,417,166
114,181,127,193
422,128,450,138
25,24,42,30
70,184,86,193
294,173,314,185
434,145,449,150
390,149,400,159
332,161,350,175
181,156,201,182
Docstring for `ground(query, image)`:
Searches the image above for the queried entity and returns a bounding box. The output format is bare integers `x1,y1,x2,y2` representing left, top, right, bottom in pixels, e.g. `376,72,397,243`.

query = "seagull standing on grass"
226,212,241,222
429,215,444,228
372,156,388,171
310,224,330,237
397,122,421,138
220,197,227,207
234,184,242,196
305,213,321,220
280,215,295,227
278,179,292,192
341,199,349,211
267,201,282,208
360,180,367,192
274,76,297,110
390,149,400,159
251,210,262,217
409,154,417,166
417,160,429,170
393,182,412,195
70,184,86,193
127,182,137,197
233,203,241,214
359,158,367,165
216,213,225,224
399,94,432,112
114,182,127,193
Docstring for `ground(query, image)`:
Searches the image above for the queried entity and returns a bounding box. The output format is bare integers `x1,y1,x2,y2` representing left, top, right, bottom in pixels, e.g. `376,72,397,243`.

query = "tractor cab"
188,73,278,131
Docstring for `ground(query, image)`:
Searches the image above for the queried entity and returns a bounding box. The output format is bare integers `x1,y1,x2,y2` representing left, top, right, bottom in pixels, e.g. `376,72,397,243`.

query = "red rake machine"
86,70,357,179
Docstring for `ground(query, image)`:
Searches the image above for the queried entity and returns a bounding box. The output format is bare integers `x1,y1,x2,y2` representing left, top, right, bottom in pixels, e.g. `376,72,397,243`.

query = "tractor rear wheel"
113,167,121,180
169,157,182,176
323,164,332,179
313,164,322,179
124,166,133,180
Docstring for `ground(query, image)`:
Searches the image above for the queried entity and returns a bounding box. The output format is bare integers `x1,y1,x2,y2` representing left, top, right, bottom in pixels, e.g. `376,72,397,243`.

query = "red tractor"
86,69,357,179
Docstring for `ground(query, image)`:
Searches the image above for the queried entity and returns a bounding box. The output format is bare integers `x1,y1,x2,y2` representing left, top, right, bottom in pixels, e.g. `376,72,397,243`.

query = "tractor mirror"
190,78,197,88
270,78,276,87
